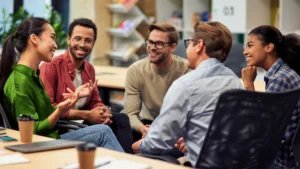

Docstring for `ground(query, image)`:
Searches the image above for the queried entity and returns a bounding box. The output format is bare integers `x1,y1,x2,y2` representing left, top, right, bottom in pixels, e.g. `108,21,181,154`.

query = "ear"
67,36,71,46
170,43,177,53
266,43,275,53
29,34,39,45
196,39,205,53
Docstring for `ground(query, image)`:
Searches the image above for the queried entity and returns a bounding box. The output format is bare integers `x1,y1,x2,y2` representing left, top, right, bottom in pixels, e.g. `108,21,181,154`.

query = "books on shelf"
167,11,183,31
110,0,138,13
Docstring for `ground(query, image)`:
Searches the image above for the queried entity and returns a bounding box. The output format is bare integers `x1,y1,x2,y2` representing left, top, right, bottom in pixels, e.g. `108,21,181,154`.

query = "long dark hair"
0,17,49,94
249,25,300,75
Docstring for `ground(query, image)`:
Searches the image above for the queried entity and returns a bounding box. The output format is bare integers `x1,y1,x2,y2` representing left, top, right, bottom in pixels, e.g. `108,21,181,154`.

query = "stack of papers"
0,154,30,165
59,156,150,169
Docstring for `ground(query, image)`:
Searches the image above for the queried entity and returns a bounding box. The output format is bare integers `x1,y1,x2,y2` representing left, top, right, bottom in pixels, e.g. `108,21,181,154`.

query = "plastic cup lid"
77,142,97,151
17,114,34,121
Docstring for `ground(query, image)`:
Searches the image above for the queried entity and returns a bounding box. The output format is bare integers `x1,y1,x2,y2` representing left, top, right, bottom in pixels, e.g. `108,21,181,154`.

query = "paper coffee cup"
17,115,34,143
77,143,97,169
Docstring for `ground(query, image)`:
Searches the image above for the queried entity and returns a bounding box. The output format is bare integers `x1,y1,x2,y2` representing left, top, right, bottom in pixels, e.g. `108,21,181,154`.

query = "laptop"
4,139,84,153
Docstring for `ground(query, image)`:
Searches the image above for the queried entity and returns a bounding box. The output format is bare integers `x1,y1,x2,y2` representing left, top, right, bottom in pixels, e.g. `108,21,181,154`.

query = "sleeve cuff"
35,118,55,135
140,141,146,153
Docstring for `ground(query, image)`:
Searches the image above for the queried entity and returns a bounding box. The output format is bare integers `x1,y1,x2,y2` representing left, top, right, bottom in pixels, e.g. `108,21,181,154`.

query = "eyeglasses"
72,36,94,46
145,39,172,49
184,39,197,48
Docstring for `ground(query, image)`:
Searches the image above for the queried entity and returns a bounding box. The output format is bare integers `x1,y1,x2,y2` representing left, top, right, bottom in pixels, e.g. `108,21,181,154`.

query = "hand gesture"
242,66,257,90
174,137,187,153
63,79,98,99
57,88,79,115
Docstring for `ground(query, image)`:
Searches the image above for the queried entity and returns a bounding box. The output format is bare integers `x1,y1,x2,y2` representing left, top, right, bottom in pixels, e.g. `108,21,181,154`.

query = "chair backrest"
223,43,247,78
0,102,12,129
293,120,300,169
196,89,300,169
173,40,187,59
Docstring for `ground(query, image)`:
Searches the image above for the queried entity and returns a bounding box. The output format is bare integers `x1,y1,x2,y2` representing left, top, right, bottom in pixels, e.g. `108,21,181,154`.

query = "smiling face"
147,29,176,65
68,25,95,61
243,34,269,67
36,23,58,62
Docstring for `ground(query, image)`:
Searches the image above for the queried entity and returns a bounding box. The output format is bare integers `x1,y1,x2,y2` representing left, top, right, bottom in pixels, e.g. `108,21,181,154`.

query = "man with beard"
131,21,244,167
124,23,189,140
40,18,134,153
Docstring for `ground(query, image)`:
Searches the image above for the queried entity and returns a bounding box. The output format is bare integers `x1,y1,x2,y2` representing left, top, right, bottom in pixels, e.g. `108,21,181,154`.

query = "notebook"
4,139,84,153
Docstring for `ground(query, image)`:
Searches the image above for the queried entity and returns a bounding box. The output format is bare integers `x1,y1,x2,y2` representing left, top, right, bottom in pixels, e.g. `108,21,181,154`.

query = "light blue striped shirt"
141,58,244,166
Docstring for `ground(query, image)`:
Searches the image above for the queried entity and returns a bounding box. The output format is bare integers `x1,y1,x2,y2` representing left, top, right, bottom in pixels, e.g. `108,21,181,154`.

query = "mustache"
74,46,88,52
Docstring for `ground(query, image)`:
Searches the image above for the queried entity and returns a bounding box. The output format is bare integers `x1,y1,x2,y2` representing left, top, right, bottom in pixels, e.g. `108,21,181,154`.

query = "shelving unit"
279,0,300,35
155,0,210,39
107,0,153,62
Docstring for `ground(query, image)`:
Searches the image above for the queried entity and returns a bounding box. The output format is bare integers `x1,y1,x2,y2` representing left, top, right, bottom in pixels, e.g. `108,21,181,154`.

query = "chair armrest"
55,120,88,130
137,153,180,164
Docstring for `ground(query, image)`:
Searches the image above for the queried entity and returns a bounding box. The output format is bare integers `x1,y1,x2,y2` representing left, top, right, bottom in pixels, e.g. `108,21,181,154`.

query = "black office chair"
223,43,247,78
195,89,300,169
293,120,300,169
140,89,300,168
0,102,12,128
0,100,86,132
173,40,187,59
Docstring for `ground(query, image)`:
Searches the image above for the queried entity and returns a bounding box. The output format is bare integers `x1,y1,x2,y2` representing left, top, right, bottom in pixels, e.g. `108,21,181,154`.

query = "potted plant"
0,5,67,50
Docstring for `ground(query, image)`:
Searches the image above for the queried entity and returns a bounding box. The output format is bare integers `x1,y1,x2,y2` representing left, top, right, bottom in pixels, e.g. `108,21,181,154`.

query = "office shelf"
107,30,144,61
108,0,151,62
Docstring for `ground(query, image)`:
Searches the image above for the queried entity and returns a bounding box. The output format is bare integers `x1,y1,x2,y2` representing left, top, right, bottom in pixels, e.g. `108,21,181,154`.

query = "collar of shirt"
264,58,283,85
13,64,44,89
14,64,39,79
195,58,221,71
63,50,86,80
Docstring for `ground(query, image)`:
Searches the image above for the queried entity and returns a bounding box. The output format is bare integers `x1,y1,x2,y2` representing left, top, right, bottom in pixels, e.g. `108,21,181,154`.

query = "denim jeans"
60,124,124,152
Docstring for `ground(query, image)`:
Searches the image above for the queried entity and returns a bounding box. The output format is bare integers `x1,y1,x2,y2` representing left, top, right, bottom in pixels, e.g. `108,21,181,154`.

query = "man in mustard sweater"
124,23,189,140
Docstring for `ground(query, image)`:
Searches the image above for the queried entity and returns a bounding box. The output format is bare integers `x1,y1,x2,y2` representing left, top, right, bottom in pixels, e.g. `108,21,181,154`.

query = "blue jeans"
60,124,124,152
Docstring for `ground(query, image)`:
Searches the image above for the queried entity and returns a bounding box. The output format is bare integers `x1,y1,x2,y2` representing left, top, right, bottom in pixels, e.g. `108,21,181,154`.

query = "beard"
148,51,169,65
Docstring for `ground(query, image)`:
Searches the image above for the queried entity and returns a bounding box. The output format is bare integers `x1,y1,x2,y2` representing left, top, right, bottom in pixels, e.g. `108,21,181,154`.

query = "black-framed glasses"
145,39,172,49
72,36,94,46
184,39,197,48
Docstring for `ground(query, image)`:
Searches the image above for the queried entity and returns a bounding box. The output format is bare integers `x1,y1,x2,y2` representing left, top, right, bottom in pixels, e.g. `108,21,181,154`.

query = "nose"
79,40,85,46
54,42,58,50
243,49,248,56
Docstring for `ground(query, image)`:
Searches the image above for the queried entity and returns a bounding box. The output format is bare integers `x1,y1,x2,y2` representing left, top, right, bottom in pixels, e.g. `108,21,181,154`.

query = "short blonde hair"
192,21,232,62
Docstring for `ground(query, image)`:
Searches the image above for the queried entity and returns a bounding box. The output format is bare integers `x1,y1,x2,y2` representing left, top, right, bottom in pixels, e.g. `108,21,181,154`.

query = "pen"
94,161,111,168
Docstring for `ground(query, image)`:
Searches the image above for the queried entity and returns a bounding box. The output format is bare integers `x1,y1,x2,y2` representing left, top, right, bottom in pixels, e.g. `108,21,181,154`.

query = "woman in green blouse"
0,17,123,152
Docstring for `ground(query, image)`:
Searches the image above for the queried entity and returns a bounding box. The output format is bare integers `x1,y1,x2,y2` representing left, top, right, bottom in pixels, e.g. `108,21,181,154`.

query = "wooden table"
0,129,190,169
94,66,127,106
253,80,266,92
94,66,127,90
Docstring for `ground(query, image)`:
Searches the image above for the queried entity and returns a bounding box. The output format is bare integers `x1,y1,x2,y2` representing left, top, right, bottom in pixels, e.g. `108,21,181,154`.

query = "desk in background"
93,65,266,105
94,66,127,106
0,129,190,169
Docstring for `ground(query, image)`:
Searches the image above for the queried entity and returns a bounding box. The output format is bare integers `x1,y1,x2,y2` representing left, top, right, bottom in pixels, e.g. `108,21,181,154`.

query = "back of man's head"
148,23,179,45
192,21,232,62
68,18,98,41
